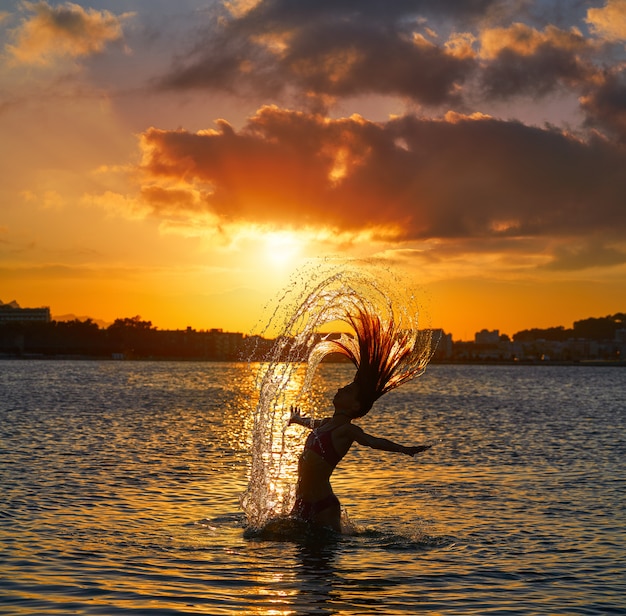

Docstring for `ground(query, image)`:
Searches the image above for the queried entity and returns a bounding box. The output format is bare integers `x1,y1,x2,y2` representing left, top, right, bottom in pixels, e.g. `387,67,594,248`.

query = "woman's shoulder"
335,422,364,438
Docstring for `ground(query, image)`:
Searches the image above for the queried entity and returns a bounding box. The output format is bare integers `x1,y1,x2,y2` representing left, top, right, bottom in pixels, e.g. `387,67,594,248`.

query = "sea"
1,359,624,615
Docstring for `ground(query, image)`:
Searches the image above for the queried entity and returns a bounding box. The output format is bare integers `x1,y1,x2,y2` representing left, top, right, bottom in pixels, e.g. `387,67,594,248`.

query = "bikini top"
304,425,343,468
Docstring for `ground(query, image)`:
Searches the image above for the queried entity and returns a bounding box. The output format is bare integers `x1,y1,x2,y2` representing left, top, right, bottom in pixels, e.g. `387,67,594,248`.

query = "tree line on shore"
511,313,625,342
0,316,244,360
0,313,624,360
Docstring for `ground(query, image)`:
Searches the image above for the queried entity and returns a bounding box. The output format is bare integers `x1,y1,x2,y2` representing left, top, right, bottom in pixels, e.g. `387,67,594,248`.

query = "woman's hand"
288,405,303,426
403,444,432,456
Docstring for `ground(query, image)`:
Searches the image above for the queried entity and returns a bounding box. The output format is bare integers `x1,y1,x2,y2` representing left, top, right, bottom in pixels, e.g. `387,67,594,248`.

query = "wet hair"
323,297,434,417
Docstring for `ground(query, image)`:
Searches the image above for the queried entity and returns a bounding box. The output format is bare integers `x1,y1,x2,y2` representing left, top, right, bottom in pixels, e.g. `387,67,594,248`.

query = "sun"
264,231,302,267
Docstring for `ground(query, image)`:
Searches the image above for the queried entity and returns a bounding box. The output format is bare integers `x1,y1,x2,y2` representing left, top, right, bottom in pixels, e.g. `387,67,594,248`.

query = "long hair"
313,294,435,416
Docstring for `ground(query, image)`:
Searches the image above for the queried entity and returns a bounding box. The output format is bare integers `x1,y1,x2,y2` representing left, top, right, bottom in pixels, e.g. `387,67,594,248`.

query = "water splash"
240,260,438,530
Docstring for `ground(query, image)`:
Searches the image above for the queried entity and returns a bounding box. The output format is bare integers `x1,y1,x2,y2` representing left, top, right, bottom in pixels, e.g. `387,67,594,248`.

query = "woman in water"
288,298,435,532
289,384,431,531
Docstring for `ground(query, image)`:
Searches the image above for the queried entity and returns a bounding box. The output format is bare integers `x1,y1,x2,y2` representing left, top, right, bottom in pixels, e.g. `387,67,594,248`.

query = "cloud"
157,0,503,107
133,106,626,249
478,23,593,98
586,0,626,43
580,67,626,143
543,239,626,271
153,0,626,144
479,23,588,59
5,1,133,65
224,0,503,30
84,191,151,222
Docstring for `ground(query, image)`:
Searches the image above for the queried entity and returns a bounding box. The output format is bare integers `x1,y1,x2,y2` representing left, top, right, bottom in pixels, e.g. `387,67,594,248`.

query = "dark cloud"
581,67,626,143
280,23,472,106
158,0,494,107
228,0,503,32
155,0,625,146
480,41,591,99
543,239,626,271
138,106,626,243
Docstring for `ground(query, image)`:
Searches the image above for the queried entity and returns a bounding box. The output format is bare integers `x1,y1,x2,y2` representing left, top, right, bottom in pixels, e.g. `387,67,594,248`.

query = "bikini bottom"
291,493,340,521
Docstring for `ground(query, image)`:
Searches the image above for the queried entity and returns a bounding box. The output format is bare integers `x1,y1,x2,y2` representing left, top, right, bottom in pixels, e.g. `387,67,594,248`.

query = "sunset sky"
1,0,626,340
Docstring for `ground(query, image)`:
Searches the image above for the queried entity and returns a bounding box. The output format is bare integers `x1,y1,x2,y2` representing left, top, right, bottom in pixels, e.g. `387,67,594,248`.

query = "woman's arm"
351,425,432,457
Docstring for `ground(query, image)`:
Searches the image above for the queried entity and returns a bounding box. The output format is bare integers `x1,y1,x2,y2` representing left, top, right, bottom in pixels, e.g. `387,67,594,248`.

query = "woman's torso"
296,420,353,499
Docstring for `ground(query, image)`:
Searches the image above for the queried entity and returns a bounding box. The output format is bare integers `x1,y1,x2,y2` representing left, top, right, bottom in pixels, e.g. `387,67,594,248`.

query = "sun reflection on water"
241,362,310,525
1,360,624,614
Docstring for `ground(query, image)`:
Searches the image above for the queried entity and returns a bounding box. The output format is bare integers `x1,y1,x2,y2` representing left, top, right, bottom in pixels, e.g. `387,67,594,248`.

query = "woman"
289,382,431,532
288,299,435,532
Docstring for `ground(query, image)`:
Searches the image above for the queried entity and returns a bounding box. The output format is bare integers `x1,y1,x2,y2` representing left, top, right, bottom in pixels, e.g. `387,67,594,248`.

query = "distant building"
615,330,626,361
475,329,500,344
0,302,51,324
431,329,453,360
208,329,244,360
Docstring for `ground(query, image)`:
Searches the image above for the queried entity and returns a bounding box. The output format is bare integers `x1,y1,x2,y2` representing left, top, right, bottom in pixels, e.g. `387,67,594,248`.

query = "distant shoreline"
1,354,624,367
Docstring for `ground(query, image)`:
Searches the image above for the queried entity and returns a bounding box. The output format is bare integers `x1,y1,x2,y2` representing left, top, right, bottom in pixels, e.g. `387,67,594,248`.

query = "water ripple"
1,361,624,614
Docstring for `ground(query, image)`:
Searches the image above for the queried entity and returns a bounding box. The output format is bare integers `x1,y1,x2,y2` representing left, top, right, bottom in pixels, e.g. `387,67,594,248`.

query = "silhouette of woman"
289,297,434,532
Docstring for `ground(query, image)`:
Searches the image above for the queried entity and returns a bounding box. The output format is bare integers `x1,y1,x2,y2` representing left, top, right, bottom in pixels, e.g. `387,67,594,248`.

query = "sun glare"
265,231,301,267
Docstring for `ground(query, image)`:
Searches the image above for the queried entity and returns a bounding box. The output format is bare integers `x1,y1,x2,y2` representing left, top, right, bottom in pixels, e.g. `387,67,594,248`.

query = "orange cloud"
130,106,626,267
224,0,263,20
445,32,477,59
586,0,626,42
479,23,587,59
6,1,133,65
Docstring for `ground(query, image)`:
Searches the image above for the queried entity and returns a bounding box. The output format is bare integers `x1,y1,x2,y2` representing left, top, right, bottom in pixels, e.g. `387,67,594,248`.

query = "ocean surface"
1,360,624,615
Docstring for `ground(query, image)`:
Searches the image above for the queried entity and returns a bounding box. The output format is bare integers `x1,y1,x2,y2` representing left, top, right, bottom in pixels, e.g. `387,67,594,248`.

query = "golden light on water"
223,365,261,455
241,362,310,524
3,358,623,613
248,570,298,616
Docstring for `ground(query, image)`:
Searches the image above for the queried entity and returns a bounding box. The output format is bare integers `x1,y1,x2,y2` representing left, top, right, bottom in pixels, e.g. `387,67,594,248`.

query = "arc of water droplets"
240,260,438,529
